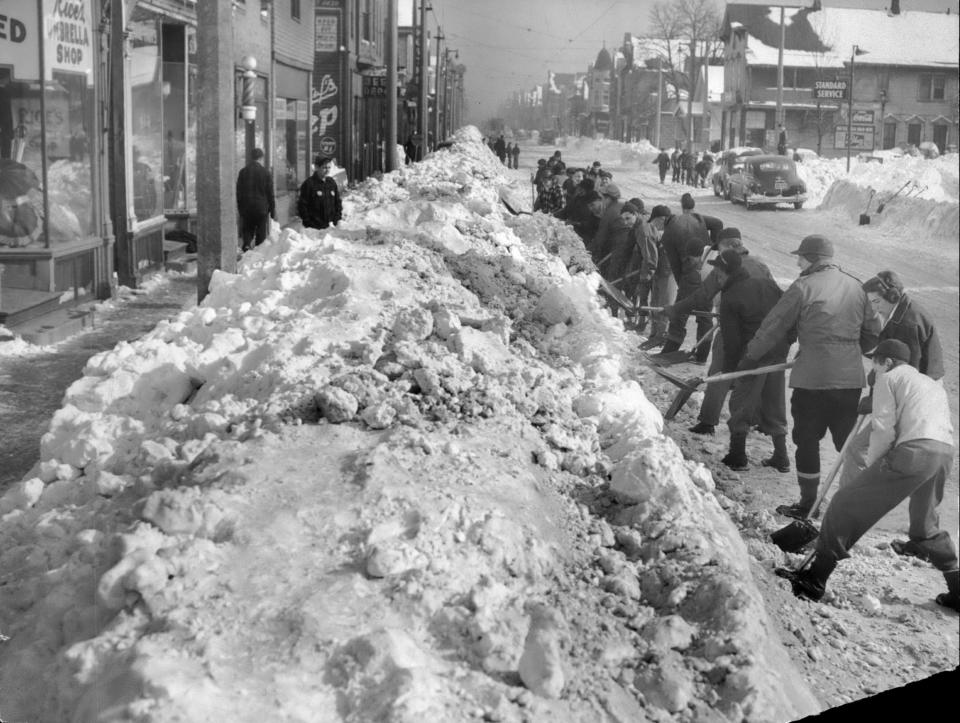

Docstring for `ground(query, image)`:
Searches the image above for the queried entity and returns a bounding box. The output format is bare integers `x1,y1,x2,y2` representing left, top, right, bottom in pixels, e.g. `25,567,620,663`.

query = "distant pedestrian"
777,124,788,156
653,148,670,184
297,155,342,230
511,142,520,169
494,135,507,164
671,146,682,183
236,147,276,251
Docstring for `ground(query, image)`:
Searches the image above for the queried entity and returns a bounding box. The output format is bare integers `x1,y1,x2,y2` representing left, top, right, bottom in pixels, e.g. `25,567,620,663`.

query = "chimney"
891,0,901,15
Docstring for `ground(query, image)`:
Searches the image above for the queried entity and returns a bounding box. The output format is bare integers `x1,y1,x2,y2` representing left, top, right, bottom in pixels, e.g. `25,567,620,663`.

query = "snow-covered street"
0,129,957,721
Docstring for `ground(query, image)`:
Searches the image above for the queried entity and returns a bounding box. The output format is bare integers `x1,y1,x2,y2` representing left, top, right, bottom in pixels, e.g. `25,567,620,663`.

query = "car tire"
794,202,804,209
713,182,720,197
723,185,731,201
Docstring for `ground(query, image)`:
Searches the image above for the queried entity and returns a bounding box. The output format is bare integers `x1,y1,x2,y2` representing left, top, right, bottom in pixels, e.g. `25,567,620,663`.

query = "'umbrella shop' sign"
44,0,93,80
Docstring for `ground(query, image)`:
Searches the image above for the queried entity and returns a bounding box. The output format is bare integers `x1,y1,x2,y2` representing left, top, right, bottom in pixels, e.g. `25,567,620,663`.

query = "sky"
426,0,960,125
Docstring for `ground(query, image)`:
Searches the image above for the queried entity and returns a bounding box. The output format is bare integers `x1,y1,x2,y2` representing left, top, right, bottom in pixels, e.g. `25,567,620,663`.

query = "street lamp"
846,44,869,172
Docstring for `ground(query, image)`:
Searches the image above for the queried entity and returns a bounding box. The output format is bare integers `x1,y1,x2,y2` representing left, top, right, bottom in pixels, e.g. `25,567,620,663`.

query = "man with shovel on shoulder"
776,339,959,612
737,234,880,519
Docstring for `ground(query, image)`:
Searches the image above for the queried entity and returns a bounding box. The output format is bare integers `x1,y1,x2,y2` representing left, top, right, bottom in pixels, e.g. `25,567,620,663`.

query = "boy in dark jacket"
297,156,342,230
710,249,791,470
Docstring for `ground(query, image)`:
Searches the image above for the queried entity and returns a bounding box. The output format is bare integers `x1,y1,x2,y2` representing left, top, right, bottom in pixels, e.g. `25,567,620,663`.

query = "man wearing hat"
708,249,789,470
586,182,625,265
739,234,880,519
665,229,779,449
297,156,342,230
639,204,677,347
602,200,657,319
656,193,723,361
776,338,959,613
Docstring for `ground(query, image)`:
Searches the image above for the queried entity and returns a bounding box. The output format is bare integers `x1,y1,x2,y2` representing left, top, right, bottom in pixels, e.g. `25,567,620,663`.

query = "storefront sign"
851,109,874,124
0,0,40,81
815,80,847,101
44,0,93,81
316,13,338,53
362,75,387,98
835,124,875,150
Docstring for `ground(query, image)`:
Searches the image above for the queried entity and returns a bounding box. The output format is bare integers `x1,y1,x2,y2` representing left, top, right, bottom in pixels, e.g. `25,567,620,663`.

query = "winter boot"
640,335,667,351
935,570,960,612
890,539,933,564
762,435,791,473
658,339,682,355
775,554,837,602
775,477,819,520
721,433,749,471
688,421,715,436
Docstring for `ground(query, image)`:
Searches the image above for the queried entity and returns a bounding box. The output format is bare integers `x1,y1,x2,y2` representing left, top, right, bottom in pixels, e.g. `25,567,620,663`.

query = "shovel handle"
808,413,870,518
700,361,793,385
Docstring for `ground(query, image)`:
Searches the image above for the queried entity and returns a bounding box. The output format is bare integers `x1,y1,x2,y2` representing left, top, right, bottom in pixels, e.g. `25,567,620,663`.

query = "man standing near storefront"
236,148,276,251
298,155,342,230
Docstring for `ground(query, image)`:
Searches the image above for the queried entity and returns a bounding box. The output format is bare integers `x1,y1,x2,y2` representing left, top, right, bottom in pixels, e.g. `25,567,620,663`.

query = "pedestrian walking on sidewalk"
707,249,790,471
236,148,276,251
653,148,671,184
776,339,959,613
738,234,880,520
511,143,520,169
297,155,342,230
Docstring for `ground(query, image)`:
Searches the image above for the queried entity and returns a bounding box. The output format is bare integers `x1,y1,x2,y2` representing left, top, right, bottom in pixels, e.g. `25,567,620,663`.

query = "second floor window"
918,74,946,101
291,0,300,20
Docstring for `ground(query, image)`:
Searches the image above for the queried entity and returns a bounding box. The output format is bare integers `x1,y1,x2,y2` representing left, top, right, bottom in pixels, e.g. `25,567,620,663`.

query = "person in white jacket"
776,339,958,612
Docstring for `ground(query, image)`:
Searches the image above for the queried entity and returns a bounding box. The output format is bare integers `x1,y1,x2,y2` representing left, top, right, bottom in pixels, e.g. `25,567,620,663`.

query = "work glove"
857,396,873,415
736,357,760,372
866,369,876,387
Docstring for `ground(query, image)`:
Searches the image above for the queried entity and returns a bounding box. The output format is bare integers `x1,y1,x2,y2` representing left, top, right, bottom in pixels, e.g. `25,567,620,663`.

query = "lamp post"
846,44,868,172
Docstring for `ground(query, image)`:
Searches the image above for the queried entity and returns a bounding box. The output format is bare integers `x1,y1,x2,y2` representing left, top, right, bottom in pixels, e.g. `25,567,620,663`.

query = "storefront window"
185,27,197,213
0,70,44,250
274,97,308,220
128,9,164,224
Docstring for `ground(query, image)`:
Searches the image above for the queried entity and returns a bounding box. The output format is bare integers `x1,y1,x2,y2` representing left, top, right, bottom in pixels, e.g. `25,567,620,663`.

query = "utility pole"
195,0,237,302
776,5,785,128
846,45,867,172
433,28,444,145
386,0,398,171
419,0,430,154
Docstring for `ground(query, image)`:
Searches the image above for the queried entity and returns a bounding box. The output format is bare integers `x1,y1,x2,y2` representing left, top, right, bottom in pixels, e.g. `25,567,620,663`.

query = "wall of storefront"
0,0,112,326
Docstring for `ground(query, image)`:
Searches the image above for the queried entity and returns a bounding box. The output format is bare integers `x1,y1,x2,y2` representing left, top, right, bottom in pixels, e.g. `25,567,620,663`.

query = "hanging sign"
44,0,94,81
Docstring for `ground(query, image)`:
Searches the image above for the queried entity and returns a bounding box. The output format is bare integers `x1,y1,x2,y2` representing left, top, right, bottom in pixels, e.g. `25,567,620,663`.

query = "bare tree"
647,0,722,145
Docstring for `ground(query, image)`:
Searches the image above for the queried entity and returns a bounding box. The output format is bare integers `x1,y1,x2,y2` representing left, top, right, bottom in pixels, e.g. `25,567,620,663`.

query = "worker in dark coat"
665,229,779,455
739,235,881,520
709,249,791,471
511,143,520,169
776,339,959,613
670,147,682,183
494,135,507,163
556,181,600,242
297,155,342,230
653,148,671,184
236,147,276,251
657,194,723,361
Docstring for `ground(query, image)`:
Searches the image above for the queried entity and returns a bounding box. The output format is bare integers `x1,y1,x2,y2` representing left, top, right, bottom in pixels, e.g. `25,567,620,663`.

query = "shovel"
637,306,718,319
655,361,794,421
875,180,913,214
858,189,876,225
649,323,719,366
770,414,869,553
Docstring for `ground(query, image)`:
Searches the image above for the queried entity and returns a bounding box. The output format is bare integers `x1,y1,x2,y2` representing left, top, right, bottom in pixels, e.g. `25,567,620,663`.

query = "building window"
128,11,165,225
883,121,897,150
291,0,301,20
907,121,922,146
362,0,373,42
932,124,947,153
918,74,946,101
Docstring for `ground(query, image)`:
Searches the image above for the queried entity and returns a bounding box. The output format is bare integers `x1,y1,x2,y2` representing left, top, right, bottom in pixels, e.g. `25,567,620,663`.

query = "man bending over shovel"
776,339,959,612
708,249,791,471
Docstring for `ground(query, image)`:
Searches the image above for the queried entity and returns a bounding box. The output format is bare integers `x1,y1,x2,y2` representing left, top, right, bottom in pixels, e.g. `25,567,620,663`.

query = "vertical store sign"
43,0,94,83
313,0,342,161
0,0,40,81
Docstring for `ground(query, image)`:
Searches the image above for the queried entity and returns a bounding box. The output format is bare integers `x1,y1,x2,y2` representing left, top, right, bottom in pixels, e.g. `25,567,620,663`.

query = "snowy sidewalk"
0,272,199,493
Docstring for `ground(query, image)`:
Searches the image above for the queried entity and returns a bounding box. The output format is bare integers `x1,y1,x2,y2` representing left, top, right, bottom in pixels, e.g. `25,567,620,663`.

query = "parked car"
712,147,763,199
727,154,807,210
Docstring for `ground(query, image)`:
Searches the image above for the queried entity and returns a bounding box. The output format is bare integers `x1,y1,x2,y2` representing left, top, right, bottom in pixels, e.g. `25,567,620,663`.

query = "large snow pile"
558,136,660,168
813,153,959,239
0,127,818,722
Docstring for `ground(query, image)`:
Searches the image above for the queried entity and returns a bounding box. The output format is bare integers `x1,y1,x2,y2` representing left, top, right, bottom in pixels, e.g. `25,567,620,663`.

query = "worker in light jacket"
776,339,958,613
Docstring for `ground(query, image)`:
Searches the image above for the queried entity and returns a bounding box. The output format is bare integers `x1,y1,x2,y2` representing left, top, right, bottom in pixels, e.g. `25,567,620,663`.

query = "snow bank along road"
0,128,823,722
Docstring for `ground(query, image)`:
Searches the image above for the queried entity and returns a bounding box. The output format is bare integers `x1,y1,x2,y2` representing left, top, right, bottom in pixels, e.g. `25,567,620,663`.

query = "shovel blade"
664,387,694,420
859,214,870,225
770,519,819,553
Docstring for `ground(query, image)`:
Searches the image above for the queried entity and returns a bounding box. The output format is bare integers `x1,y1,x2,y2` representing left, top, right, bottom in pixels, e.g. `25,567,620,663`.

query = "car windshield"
755,160,793,172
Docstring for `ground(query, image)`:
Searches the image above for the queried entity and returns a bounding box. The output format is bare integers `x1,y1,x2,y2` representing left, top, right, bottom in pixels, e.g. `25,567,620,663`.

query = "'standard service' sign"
814,80,848,101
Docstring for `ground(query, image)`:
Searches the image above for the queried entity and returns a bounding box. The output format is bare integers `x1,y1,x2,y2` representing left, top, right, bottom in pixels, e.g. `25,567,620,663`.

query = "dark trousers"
240,212,269,250
666,275,712,351
648,273,676,339
817,439,958,572
699,333,731,425
671,166,680,182
659,167,667,183
790,387,861,477
728,366,787,437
